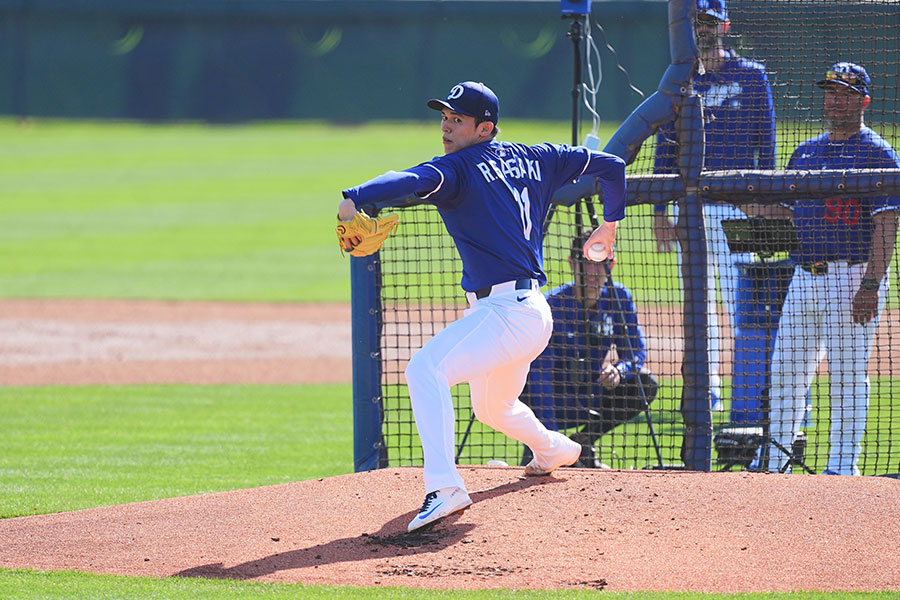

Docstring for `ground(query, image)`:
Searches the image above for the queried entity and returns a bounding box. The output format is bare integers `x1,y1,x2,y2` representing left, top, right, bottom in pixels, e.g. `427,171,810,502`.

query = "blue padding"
351,254,383,472
678,192,712,471
733,259,793,328
730,330,771,425
667,0,697,65
677,94,705,178
700,169,900,201
604,90,677,164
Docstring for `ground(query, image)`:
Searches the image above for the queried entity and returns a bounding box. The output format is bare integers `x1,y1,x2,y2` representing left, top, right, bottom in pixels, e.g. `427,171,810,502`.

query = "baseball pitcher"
336,81,627,531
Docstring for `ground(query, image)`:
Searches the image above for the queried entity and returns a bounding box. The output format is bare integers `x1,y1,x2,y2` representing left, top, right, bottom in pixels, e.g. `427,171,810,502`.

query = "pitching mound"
1,467,898,592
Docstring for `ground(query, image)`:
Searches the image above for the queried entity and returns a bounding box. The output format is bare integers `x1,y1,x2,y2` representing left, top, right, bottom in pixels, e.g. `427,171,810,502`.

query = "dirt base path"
0,299,351,385
1,467,898,592
3,299,896,386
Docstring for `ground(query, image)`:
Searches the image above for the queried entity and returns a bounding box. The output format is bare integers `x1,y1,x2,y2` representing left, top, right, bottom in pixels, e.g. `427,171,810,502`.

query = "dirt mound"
1,467,898,592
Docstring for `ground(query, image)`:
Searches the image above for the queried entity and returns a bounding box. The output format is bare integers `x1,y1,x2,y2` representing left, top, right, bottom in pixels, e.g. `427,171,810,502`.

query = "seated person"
522,230,659,467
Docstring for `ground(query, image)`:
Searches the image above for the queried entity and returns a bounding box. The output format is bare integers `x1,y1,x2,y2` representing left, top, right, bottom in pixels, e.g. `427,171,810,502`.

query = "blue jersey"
526,281,647,430
343,140,626,292
654,53,776,210
786,127,900,264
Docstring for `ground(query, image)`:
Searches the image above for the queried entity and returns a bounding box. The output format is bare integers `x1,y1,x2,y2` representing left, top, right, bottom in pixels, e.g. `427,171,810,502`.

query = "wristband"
860,278,880,292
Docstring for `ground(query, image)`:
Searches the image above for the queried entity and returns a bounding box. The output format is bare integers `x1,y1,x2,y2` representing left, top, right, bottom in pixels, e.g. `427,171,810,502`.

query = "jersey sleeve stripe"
419,164,445,199
578,152,591,178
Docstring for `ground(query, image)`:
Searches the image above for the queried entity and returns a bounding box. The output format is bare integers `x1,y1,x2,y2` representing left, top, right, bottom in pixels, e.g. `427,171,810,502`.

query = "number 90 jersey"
342,140,626,292
786,127,900,264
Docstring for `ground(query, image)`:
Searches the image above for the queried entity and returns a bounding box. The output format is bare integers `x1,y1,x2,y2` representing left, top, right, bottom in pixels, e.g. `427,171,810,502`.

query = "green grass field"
0,118,600,302
2,118,899,599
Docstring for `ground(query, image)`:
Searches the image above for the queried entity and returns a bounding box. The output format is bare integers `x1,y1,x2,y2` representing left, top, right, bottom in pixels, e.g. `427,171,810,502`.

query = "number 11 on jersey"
513,186,532,240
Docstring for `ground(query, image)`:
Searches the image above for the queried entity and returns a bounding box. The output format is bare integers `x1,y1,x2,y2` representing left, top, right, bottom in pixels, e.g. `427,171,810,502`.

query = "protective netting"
369,0,900,476
378,201,686,470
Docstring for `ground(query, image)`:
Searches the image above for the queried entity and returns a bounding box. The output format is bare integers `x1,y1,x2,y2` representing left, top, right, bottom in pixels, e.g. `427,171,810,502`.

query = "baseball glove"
336,209,399,257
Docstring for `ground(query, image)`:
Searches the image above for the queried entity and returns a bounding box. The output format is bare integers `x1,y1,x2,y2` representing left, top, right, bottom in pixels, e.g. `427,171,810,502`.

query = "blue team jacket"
526,281,648,431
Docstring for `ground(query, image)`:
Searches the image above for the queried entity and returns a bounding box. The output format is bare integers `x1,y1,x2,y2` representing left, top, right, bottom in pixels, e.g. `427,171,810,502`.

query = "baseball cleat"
407,486,472,532
524,433,581,476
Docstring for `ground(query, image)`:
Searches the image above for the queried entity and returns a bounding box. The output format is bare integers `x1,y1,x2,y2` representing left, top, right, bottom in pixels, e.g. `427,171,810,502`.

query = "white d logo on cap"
448,85,464,100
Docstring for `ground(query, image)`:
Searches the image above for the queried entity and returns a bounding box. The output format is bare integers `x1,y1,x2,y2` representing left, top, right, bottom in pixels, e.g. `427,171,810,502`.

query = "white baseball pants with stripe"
404,280,568,493
767,262,884,475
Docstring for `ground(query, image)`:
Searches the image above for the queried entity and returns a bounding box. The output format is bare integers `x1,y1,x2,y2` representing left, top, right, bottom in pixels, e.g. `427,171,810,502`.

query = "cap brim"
426,98,476,117
698,9,726,21
816,79,867,95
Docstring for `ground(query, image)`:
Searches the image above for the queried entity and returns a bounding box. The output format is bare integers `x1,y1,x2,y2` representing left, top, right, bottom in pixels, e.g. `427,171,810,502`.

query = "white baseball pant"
404,279,568,493
767,262,884,475
674,202,752,401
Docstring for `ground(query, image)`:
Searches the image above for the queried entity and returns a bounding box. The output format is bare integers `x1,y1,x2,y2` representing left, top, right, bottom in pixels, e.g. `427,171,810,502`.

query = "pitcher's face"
439,109,491,154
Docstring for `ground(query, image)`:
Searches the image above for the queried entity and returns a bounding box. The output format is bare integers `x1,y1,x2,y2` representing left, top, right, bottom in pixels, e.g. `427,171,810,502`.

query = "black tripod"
717,217,814,474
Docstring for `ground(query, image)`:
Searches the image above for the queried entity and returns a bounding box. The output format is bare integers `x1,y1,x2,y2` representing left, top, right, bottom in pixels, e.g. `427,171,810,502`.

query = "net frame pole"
672,23,713,471
676,85,714,469
351,254,385,472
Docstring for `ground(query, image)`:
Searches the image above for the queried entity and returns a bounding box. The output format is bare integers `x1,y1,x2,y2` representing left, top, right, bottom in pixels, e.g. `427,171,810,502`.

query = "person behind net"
652,0,776,411
337,81,627,531
740,62,900,476
521,231,659,468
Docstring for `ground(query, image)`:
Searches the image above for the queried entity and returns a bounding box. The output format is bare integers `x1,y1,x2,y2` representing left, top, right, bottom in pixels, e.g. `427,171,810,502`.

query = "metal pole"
567,15,584,146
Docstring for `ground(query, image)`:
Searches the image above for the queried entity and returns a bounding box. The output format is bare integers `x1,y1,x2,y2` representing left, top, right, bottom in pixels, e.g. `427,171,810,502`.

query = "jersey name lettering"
702,82,742,109
475,158,542,183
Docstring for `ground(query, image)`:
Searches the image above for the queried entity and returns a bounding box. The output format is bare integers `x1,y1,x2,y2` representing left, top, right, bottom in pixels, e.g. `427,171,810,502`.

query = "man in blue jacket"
523,231,658,467
742,62,900,475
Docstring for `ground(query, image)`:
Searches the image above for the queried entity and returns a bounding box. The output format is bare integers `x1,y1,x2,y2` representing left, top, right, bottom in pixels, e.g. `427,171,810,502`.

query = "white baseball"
485,460,509,467
586,242,608,262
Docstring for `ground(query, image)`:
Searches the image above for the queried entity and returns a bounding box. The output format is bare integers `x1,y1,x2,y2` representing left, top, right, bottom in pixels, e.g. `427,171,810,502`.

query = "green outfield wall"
2,1,895,123
0,0,667,122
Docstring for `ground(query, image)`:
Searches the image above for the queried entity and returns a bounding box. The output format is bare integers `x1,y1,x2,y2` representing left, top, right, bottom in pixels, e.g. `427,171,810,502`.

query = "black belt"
799,260,864,276
474,278,534,300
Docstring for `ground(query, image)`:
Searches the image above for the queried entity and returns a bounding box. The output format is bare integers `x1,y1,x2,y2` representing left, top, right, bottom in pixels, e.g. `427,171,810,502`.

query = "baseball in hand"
586,243,608,262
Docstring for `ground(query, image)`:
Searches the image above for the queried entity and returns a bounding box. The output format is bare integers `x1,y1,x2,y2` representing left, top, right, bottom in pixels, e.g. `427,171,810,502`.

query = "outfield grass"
0,385,353,519
0,118,607,302
4,118,897,306
4,570,893,600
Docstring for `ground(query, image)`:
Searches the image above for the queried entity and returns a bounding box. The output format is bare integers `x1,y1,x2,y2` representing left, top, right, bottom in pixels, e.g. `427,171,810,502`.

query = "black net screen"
369,0,900,476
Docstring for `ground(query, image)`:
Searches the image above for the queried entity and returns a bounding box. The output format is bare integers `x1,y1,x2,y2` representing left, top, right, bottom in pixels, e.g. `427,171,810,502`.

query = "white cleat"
407,486,472,532
524,432,582,476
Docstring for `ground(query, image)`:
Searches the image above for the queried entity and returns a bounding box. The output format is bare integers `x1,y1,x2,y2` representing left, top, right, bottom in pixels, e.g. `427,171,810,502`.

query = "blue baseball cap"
696,0,728,21
816,62,870,96
427,81,499,124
